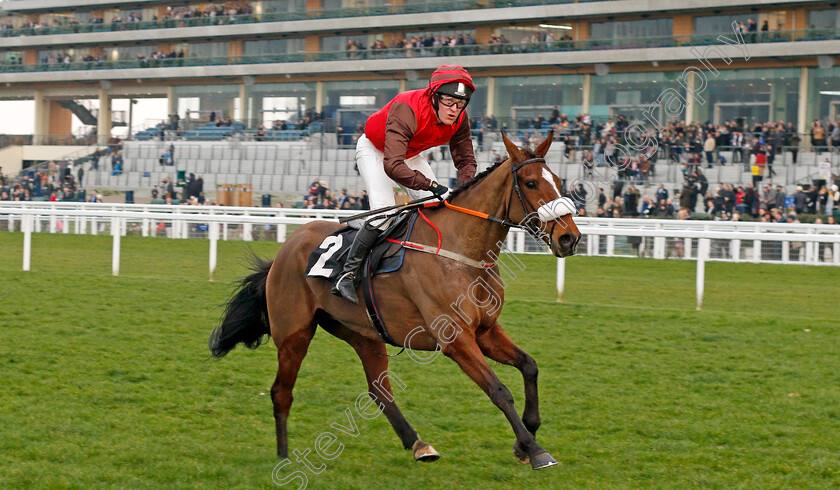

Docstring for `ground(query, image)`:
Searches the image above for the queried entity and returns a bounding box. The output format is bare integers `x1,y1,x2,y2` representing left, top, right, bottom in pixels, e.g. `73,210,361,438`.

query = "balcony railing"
0,0,494,38
1,28,837,74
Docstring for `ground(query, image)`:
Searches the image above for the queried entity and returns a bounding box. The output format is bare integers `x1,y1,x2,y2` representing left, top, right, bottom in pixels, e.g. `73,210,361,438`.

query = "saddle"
305,211,418,283
306,211,421,347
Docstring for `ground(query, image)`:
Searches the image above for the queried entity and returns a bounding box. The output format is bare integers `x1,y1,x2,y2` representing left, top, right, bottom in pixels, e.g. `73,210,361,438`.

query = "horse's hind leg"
476,322,541,465
322,322,439,462
270,323,317,459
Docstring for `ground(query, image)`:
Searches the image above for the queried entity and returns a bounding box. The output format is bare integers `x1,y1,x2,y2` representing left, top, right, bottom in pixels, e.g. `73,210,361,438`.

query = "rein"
422,157,559,241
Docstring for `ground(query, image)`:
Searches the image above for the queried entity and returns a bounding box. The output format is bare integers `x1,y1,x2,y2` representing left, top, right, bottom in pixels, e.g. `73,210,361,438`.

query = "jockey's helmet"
428,65,475,101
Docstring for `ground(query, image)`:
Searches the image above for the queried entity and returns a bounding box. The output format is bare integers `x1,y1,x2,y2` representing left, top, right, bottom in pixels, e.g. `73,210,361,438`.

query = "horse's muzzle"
555,232,580,257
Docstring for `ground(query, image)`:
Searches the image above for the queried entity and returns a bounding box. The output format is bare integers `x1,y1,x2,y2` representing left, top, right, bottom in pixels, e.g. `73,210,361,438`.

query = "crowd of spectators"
344,29,574,59
301,179,369,211
0,161,102,203
573,165,839,223
0,2,252,33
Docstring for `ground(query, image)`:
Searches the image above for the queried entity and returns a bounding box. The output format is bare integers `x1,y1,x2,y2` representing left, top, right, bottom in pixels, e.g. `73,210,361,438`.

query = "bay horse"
209,131,581,470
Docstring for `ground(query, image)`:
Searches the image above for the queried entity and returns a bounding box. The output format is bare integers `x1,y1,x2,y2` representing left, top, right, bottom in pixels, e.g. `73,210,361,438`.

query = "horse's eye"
525,181,538,189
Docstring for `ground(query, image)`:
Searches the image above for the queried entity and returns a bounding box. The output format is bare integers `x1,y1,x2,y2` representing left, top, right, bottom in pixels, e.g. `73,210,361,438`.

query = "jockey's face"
436,94,465,125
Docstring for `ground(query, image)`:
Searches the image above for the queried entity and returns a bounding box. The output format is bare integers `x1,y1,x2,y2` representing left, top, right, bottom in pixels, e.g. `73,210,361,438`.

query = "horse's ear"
501,131,523,162
535,130,554,158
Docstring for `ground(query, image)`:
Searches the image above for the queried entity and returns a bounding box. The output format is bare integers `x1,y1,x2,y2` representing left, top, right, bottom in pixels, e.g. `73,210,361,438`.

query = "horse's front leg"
476,322,541,465
443,333,556,470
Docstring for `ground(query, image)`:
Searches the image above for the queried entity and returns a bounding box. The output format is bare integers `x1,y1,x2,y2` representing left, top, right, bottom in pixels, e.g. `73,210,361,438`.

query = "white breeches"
354,134,440,229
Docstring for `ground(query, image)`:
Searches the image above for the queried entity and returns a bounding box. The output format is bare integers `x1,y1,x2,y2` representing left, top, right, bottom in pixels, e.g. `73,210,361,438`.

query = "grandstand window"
188,42,229,58
178,97,200,120
339,96,375,106
324,80,398,109
41,12,86,26
703,68,799,127
173,84,241,123
495,75,583,125
404,28,477,39
694,15,752,35
321,34,382,52
2,51,22,65
38,48,94,63
694,12,787,34
243,38,306,55
248,82,315,125
808,9,840,29
262,0,307,13
322,0,388,8
590,18,673,39
323,79,398,128
495,25,572,44
812,66,840,122
111,45,154,61
117,9,148,21
261,97,303,125
591,72,680,124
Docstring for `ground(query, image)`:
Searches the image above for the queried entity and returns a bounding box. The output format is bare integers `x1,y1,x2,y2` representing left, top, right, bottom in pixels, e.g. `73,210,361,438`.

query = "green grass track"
1,232,838,488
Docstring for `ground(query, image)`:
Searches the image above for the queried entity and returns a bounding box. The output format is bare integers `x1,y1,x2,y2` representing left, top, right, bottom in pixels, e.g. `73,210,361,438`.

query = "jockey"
332,65,478,303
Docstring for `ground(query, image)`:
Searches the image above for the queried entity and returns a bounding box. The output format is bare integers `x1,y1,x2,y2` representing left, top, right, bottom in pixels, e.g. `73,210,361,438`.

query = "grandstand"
1,0,839,211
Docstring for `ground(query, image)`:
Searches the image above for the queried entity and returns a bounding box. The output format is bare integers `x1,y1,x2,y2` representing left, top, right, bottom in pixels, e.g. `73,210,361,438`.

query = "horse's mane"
445,148,537,202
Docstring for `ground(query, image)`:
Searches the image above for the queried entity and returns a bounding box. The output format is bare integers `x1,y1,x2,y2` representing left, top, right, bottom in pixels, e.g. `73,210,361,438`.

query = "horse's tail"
208,256,273,358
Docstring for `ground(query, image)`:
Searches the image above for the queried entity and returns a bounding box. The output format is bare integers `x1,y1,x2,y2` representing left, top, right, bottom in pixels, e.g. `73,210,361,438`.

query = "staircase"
57,100,126,127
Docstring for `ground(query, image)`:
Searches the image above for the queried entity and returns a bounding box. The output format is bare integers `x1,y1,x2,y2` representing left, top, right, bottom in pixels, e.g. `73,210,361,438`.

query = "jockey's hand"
428,181,449,198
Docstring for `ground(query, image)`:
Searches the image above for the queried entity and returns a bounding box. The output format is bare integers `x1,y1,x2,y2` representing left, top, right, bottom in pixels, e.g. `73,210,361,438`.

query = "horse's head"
501,131,581,258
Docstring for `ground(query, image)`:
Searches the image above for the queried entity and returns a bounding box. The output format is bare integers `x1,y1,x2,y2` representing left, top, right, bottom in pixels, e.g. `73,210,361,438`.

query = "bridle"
428,157,576,244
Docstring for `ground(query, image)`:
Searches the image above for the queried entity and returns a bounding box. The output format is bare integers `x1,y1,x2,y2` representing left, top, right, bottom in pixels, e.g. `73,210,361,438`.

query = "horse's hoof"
530,451,558,470
412,440,440,462
513,443,530,465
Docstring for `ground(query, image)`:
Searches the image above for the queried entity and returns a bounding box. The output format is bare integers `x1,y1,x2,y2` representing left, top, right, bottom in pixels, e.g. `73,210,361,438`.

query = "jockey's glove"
428,181,449,197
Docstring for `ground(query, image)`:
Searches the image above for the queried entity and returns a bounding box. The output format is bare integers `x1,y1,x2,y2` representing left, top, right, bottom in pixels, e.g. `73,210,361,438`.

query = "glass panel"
496,24,574,44
703,68,800,126
495,75,583,126
188,42,229,58
321,34,383,52
591,71,676,125
243,38,305,55
323,79,399,129
174,85,241,125
262,0,308,13
808,9,840,29
695,14,750,35
590,19,673,40
112,45,155,61
812,66,840,122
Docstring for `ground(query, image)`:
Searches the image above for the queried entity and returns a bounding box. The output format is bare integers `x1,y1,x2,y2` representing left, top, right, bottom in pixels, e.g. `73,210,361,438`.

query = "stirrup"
331,271,359,303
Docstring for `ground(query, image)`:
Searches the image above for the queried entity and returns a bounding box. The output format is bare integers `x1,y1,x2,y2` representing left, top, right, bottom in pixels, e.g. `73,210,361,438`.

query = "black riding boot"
331,225,381,304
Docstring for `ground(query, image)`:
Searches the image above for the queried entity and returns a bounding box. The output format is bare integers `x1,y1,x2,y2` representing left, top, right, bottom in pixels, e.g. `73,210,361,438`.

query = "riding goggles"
437,94,469,109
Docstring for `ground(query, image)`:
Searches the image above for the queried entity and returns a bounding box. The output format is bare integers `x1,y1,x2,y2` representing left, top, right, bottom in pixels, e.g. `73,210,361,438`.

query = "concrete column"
398,79,406,93
239,83,247,125
581,74,591,115
33,90,50,145
97,88,112,146
49,101,73,136
797,67,809,138
684,71,695,124
486,76,496,117
166,85,176,117
315,81,324,113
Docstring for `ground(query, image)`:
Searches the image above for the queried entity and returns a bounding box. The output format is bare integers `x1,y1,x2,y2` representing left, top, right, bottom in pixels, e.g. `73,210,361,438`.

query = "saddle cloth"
305,212,417,282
